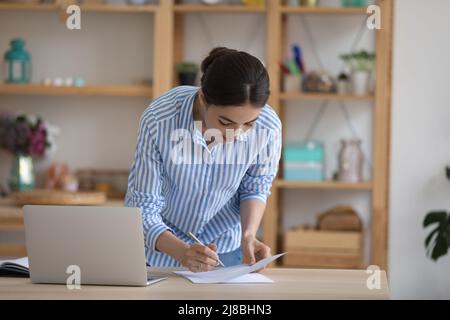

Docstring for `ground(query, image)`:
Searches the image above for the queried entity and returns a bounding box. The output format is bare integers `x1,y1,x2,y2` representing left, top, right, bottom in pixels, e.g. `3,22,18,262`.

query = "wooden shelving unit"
281,6,368,14
0,84,153,97
0,1,393,269
264,0,393,270
0,3,158,13
173,4,265,13
168,1,392,270
280,92,374,102
0,2,161,98
274,180,373,190
0,3,57,11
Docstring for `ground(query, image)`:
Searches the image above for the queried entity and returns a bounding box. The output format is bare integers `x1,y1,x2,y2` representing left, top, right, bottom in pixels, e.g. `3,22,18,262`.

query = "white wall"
1,0,450,299
389,0,450,299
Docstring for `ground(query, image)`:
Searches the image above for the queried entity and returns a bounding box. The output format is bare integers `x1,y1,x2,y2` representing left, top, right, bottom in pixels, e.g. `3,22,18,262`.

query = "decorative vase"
337,139,364,182
283,74,301,92
351,71,370,96
9,153,36,192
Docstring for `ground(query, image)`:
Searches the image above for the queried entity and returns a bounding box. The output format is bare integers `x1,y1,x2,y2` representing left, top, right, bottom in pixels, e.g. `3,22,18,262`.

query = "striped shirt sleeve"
125,110,172,251
238,127,282,204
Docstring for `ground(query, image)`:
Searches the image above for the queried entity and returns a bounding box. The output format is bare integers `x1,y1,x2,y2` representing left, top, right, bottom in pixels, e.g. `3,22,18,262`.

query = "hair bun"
201,47,238,74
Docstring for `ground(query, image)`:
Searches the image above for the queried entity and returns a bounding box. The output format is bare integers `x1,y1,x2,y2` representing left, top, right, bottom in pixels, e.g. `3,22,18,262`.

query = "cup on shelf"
351,71,370,96
283,74,301,93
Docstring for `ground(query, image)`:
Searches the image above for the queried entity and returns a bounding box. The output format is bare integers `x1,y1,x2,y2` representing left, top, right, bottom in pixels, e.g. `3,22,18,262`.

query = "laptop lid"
24,205,149,286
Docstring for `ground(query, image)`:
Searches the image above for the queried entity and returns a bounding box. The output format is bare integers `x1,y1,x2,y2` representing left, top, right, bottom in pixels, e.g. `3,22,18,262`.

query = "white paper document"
173,253,286,284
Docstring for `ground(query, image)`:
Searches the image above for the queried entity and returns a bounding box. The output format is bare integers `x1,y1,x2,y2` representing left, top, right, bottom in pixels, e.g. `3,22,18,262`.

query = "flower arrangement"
0,113,58,157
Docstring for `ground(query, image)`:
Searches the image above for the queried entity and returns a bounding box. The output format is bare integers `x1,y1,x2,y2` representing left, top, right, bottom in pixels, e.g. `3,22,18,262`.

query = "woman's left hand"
241,235,271,272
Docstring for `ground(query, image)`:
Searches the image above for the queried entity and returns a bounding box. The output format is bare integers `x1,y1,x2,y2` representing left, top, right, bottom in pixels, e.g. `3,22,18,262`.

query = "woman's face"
199,91,262,144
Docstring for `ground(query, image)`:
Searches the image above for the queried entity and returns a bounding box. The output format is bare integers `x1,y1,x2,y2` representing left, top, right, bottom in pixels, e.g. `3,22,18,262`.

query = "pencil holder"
283,74,301,93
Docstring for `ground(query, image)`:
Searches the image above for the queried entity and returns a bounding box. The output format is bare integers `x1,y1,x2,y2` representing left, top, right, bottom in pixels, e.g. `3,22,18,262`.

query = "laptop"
23,205,166,287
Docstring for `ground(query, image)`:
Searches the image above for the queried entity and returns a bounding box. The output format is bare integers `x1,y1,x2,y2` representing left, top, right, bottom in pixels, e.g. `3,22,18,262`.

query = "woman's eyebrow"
219,115,259,124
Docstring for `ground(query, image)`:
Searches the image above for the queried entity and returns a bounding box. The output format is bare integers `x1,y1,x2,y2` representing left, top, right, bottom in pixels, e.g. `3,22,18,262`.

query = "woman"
125,47,282,272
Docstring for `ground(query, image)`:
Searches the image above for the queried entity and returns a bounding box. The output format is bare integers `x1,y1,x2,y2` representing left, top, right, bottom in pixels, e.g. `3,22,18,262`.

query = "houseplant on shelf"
337,72,350,95
423,167,450,261
340,50,376,96
0,113,58,192
175,62,199,86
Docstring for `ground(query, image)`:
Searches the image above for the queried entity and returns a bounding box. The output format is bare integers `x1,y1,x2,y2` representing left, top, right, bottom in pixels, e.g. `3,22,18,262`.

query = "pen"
188,232,225,267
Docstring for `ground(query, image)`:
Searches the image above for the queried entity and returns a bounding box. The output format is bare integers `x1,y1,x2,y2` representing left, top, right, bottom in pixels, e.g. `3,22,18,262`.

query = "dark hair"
200,47,270,108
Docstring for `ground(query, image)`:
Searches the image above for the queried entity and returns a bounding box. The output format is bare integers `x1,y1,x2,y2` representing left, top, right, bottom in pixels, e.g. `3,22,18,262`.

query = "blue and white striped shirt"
125,85,282,267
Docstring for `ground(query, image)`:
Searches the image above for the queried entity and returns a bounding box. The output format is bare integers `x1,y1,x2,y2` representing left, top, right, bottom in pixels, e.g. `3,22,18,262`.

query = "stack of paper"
173,253,286,284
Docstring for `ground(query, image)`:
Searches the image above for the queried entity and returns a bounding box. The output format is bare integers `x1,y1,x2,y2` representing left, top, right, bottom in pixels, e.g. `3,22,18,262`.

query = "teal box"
283,141,325,181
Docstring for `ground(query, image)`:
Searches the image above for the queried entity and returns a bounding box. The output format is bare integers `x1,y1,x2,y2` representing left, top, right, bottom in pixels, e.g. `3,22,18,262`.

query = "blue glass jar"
4,38,31,84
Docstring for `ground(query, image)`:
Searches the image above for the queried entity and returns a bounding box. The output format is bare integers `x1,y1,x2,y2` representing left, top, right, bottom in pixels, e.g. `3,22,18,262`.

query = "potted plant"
423,167,450,261
337,72,350,95
0,113,58,192
175,62,199,86
340,50,375,96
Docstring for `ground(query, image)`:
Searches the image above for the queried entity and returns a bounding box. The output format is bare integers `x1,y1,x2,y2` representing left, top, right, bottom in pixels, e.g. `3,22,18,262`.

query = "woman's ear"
198,89,205,103
198,89,208,109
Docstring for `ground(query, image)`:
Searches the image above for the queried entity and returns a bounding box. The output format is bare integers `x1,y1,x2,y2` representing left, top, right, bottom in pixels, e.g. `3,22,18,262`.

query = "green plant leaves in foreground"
423,211,450,261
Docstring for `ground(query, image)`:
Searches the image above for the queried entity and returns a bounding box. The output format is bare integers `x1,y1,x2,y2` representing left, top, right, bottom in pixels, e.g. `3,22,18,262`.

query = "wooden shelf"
281,6,368,15
173,4,265,13
274,180,373,190
0,3,158,13
80,4,158,13
280,92,374,102
0,3,57,11
0,84,153,97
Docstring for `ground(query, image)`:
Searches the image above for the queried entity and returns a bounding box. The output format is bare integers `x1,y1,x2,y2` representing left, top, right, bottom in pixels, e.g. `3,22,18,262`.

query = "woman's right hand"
180,243,220,272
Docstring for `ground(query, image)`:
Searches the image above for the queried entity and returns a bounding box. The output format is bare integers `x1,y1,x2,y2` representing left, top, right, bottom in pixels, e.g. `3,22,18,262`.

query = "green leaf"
424,211,450,261
446,166,450,181
423,211,447,227
431,237,448,261
175,62,198,73
425,226,439,247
